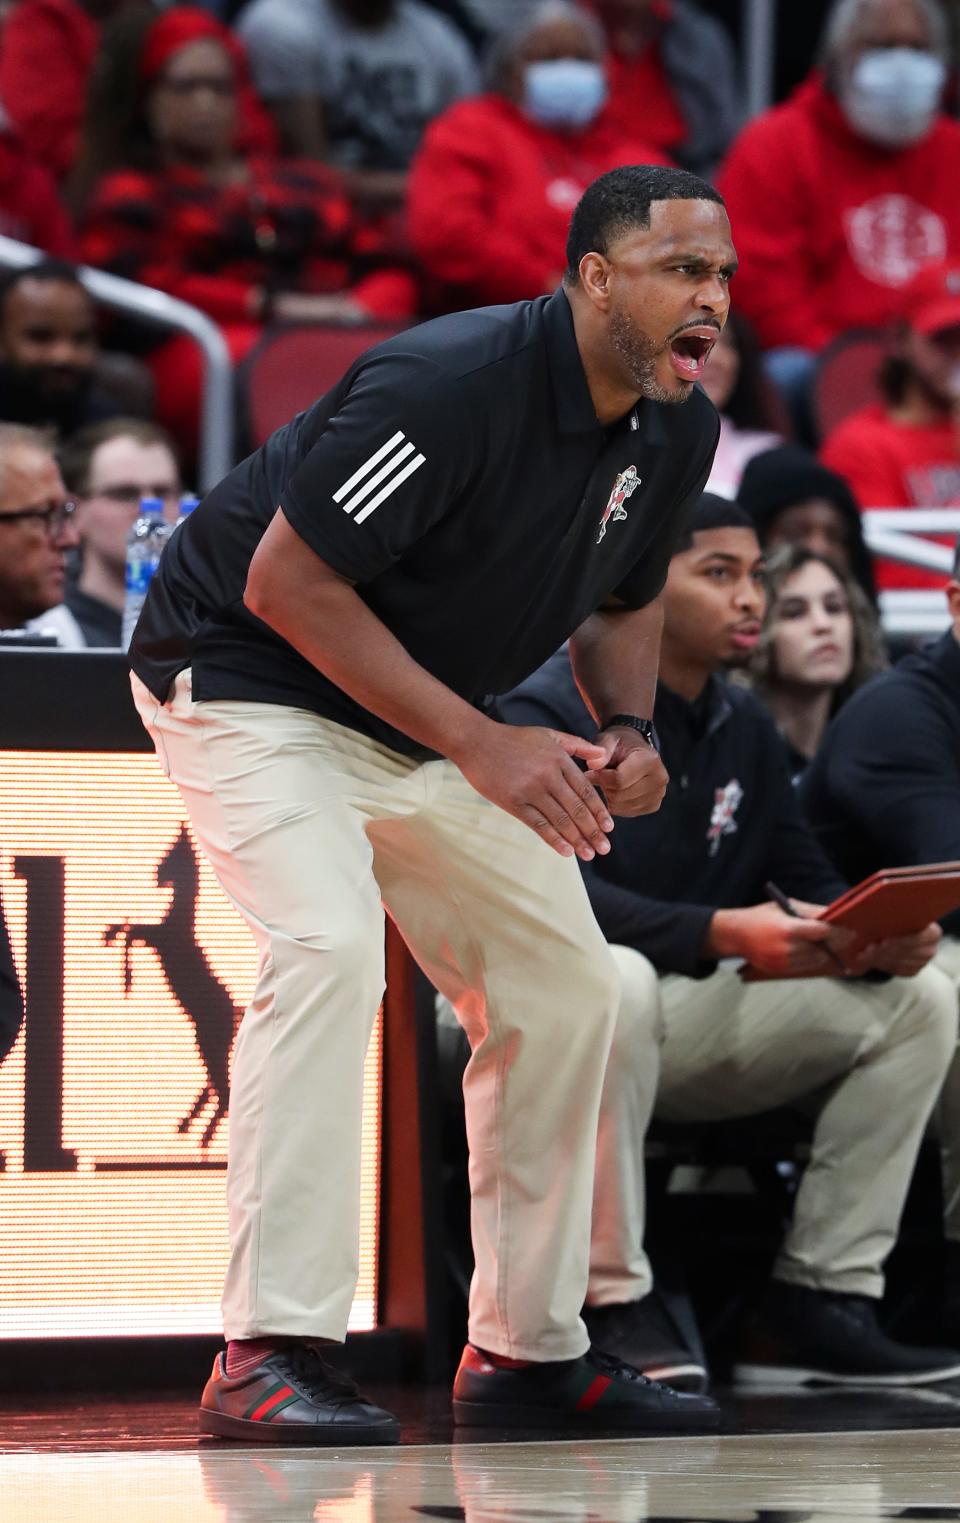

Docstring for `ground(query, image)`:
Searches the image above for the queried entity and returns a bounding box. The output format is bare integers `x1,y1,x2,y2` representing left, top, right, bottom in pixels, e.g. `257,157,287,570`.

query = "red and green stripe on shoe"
199,1347,400,1444
452,1343,720,1430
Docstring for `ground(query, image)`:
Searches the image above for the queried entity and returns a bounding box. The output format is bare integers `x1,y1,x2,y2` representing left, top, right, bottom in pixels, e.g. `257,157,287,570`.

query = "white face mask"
522,58,607,130
841,47,946,148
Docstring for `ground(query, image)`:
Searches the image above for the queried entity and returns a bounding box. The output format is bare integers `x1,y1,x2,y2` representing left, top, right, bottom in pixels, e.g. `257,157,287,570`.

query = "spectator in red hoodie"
78,6,416,452
821,258,960,590
408,0,667,311
0,0,117,183
718,0,960,408
587,0,740,178
0,111,75,257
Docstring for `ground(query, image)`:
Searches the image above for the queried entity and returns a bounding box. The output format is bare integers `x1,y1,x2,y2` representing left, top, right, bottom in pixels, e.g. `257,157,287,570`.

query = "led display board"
0,751,381,1338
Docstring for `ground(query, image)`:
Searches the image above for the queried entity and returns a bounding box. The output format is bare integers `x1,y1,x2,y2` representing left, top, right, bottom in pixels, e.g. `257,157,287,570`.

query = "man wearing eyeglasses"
0,422,83,646
59,419,182,647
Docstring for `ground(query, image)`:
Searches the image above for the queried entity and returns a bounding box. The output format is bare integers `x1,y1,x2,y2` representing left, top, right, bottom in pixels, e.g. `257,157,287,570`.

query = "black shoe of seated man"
452,1343,720,1430
199,1346,401,1443
734,1281,960,1388
583,1288,708,1393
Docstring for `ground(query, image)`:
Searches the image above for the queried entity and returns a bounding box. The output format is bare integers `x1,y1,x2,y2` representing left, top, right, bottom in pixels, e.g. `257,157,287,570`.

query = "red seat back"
241,322,407,446
813,330,887,440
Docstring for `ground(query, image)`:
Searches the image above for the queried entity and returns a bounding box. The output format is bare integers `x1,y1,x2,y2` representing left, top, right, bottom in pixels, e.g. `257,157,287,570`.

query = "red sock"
225,1338,288,1378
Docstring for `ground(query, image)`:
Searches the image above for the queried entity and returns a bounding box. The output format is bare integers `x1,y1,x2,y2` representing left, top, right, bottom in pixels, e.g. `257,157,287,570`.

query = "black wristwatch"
600,713,660,752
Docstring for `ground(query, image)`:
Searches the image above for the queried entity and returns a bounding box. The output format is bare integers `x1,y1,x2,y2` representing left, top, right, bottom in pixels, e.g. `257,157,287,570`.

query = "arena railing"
862,508,960,638
0,234,233,490
743,0,776,117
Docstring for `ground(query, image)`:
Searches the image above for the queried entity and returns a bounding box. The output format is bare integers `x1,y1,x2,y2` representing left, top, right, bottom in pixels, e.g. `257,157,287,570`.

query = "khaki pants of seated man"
132,671,622,1361
589,946,957,1307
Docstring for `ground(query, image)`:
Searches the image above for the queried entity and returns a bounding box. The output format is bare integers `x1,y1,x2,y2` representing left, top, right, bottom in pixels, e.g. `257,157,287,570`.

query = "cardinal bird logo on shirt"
597,465,640,544
706,779,743,858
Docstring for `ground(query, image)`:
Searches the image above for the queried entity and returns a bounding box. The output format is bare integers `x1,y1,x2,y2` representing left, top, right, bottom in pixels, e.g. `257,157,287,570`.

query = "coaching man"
129,164,734,1442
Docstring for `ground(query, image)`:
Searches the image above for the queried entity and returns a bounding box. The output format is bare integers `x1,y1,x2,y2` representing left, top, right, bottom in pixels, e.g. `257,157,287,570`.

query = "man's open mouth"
669,329,717,381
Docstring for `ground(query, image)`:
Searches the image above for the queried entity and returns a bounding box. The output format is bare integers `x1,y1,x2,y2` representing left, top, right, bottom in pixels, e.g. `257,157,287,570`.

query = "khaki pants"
590,946,956,1305
132,671,621,1360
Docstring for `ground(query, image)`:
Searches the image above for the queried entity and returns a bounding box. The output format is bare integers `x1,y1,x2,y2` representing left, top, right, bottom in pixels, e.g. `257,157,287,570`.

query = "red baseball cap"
901,261,960,336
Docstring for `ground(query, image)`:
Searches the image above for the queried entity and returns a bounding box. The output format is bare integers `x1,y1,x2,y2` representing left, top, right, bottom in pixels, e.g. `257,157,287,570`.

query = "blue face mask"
522,58,607,130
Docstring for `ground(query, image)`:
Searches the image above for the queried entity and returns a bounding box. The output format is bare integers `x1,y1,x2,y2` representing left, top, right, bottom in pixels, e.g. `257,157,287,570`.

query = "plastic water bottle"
122,496,171,651
176,492,200,525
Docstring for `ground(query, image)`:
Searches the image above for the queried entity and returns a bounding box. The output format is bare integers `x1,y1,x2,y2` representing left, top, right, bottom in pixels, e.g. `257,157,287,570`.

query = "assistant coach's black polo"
132,288,719,756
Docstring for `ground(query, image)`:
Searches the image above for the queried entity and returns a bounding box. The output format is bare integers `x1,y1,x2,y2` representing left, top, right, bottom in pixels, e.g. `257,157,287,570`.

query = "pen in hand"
765,880,850,976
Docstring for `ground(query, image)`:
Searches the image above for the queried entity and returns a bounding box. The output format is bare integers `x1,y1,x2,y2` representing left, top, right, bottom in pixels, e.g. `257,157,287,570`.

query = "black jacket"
501,649,847,978
803,631,960,938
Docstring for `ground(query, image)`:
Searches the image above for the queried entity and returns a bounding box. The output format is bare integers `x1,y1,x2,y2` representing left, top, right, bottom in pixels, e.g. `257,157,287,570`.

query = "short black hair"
674,492,756,555
564,165,725,283
0,259,86,316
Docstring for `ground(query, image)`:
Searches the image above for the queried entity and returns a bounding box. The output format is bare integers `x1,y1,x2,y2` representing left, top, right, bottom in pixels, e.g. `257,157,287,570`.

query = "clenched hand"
588,727,669,817
454,724,615,860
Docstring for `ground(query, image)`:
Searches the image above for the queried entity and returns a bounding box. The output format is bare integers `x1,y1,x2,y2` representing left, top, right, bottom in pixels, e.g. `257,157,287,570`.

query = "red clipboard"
821,860,960,940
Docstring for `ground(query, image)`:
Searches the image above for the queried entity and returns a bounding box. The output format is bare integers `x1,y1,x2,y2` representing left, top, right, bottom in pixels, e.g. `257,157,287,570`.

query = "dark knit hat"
737,445,876,604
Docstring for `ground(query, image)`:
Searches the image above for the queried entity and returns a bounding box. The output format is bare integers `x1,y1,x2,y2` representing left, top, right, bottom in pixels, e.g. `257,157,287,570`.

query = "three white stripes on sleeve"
332,430,426,525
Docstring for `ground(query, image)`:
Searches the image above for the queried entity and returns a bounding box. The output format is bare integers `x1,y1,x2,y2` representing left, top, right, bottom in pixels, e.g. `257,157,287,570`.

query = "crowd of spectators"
720,0,960,408
6,0,960,1390
0,0,955,606
407,4,669,309
821,257,960,589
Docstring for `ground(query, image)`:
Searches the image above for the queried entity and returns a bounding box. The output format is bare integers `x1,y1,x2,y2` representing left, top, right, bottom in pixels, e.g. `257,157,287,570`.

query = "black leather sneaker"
452,1343,720,1430
584,1290,708,1393
198,1347,401,1443
734,1282,960,1387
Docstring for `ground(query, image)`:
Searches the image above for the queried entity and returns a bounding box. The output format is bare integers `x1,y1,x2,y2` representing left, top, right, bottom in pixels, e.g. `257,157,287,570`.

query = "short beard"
608,307,691,406
0,360,89,424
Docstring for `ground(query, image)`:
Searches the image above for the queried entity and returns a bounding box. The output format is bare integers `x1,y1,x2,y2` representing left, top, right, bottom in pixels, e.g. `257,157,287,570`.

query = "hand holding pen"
764,881,853,977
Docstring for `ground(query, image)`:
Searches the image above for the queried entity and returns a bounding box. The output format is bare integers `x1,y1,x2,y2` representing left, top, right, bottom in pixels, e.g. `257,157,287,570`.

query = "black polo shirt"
132,289,719,756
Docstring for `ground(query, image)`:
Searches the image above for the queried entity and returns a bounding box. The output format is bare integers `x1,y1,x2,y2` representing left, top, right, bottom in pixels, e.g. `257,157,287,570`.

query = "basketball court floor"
4,1385,960,1521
